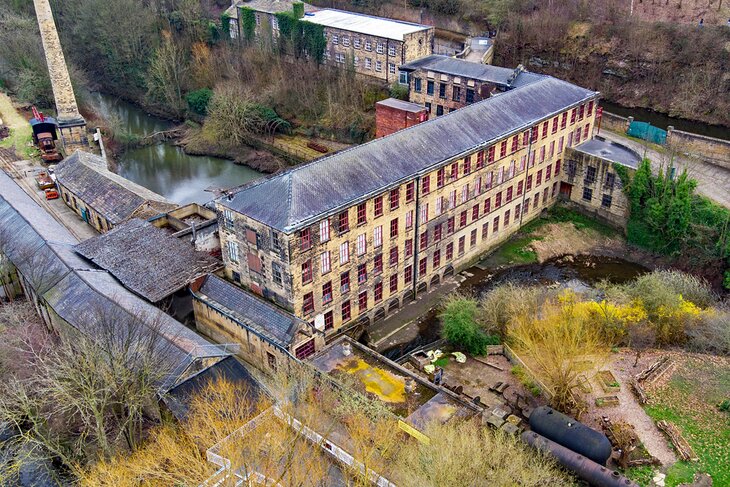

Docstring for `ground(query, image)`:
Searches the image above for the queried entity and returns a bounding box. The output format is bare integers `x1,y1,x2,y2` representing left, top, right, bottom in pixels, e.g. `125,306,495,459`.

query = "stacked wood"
306,141,329,153
631,380,648,405
636,356,675,386
657,420,698,461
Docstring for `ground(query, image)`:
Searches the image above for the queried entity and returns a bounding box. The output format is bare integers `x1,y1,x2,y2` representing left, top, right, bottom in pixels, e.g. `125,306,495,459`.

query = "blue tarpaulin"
627,121,667,145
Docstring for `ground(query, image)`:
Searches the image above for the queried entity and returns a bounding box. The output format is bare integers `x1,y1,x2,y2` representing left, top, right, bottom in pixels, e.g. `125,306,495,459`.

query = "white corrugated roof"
304,9,430,41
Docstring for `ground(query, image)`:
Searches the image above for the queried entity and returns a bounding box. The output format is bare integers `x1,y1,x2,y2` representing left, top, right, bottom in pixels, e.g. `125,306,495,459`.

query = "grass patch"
497,236,540,264
643,358,730,486
622,465,655,486
511,365,542,397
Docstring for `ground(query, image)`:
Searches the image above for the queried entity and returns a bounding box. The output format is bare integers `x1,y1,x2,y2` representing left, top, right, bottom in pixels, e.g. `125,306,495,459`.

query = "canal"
599,100,730,141
88,93,265,204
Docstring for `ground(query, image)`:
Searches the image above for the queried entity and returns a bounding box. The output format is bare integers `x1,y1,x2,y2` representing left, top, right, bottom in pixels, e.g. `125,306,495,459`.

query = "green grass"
642,359,730,486
623,465,655,486
497,236,540,264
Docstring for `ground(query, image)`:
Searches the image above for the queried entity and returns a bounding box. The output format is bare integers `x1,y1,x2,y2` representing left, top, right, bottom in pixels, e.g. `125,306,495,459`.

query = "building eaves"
220,76,599,233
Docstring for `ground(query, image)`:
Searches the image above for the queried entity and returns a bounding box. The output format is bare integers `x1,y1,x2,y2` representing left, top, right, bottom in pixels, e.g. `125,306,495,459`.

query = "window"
561,112,567,129
534,193,539,207
388,63,395,75
227,241,239,263
517,181,523,196
463,156,472,175
436,105,444,116
483,197,491,214
552,181,558,197
422,175,431,194
358,263,367,284
300,228,312,250
552,116,559,134
321,251,331,274
376,42,384,54
322,281,333,305
526,175,533,191
374,282,383,302
584,124,590,140
295,339,316,359
585,166,597,184
434,224,442,242
446,242,454,260
302,259,313,284
427,80,434,95
451,163,458,180
461,184,469,203
324,310,334,330
339,242,350,264
365,39,372,51
546,164,552,181
398,69,408,85
223,209,234,229
320,219,330,242
405,182,415,202
405,238,413,257
389,246,399,266
390,188,399,209
359,291,368,311
583,187,593,201
506,186,513,203
272,263,283,285
475,176,482,195
539,146,545,163
420,232,428,251
389,274,398,293
500,140,507,158
373,254,383,274
602,194,613,208
357,202,367,225
342,36,350,47
493,216,500,233
342,300,351,322
495,192,502,208
555,159,561,175
420,203,429,223
482,222,489,240
437,167,445,188
404,265,413,284
459,210,467,227
470,229,477,247
405,210,413,229
341,271,350,293
504,209,511,227
452,86,461,101
433,249,441,268
414,77,422,92
605,173,616,189
476,150,485,169
531,126,538,143
335,53,345,64
578,104,585,121
458,236,465,255
466,88,474,103
570,108,577,125
485,172,493,190
587,100,594,116
447,216,455,234
542,121,549,139
375,61,382,72
374,225,383,248
390,218,398,238
472,204,479,221
543,187,549,205
558,136,564,153
549,140,555,159
419,257,427,277
373,196,384,218
511,136,519,153
364,58,372,70
357,233,367,256
536,169,542,186
332,34,339,44
338,210,349,233
303,292,314,314
508,160,515,179
388,45,396,56
449,190,456,209
354,37,361,49
497,166,504,185
515,203,521,219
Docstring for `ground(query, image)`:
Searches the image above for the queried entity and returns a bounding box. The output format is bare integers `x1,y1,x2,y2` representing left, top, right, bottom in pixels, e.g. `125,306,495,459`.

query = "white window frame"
373,225,383,248
332,34,339,44
405,210,413,229
364,58,372,70
321,251,331,274
356,234,367,256
375,61,382,72
449,190,456,209
354,38,361,49
461,184,468,203
365,40,372,51
376,42,384,54
227,241,239,263
388,46,396,56
342,36,350,47
435,197,442,216
388,63,395,74
320,219,330,242
339,242,350,264
420,203,428,223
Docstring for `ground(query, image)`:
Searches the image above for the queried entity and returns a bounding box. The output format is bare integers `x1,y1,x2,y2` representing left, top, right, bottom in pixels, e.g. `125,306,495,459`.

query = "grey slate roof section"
376,98,426,113
228,0,318,16
221,76,598,232
195,274,305,348
574,136,642,169
75,219,222,302
0,168,210,367
54,151,175,225
398,55,544,88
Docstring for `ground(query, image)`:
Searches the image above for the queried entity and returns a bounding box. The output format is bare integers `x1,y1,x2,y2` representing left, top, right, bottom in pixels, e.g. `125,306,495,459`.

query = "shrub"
185,88,213,115
440,294,498,355
388,82,409,101
481,283,544,337
686,310,730,356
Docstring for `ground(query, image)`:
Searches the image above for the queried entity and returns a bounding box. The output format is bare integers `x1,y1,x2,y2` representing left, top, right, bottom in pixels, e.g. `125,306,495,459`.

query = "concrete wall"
562,148,631,228
599,111,630,133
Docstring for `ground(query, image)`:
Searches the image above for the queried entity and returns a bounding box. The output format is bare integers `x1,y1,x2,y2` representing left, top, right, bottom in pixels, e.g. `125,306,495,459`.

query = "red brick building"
375,98,428,138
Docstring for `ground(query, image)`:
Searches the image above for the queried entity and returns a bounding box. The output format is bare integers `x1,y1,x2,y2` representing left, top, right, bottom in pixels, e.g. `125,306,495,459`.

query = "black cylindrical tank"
522,431,639,487
529,406,612,465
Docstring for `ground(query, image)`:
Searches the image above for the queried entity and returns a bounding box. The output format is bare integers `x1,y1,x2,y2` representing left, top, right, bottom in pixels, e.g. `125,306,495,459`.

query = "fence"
627,121,667,145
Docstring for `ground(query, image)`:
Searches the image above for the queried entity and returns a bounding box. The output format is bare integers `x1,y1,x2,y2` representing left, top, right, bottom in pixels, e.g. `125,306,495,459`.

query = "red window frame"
419,232,428,251
463,156,471,175
340,271,350,293
459,210,467,227
389,274,398,293
493,216,500,233
324,310,333,330
434,224,442,242
374,196,383,217
389,246,399,266
419,257,427,277
495,192,502,208
482,222,489,240
357,263,367,284
390,218,398,238
405,238,413,257
526,175,533,191
451,163,458,179
373,254,383,274
437,167,445,188
542,121,548,139
446,242,454,261
322,281,333,304
511,136,519,153
483,197,491,214
536,170,542,186
374,282,383,303
390,188,399,209
404,265,413,284
338,211,349,233
506,187,513,203
458,236,465,255
447,217,455,235
357,202,367,225
422,175,431,194
561,112,567,129
302,259,312,284
470,229,477,247
405,182,415,203
472,204,479,221
552,116,558,134
342,300,351,322
358,291,368,312
433,249,441,268
500,140,507,158
476,150,485,169
303,292,314,314
487,146,495,164
517,181,523,196
300,228,312,250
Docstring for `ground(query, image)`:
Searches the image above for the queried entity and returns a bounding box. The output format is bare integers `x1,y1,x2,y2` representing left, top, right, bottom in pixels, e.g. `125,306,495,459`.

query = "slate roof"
574,136,642,169
376,97,426,113
193,274,307,349
399,55,543,87
54,151,176,225
163,356,264,420
220,76,598,232
0,169,210,370
75,219,222,302
304,9,431,41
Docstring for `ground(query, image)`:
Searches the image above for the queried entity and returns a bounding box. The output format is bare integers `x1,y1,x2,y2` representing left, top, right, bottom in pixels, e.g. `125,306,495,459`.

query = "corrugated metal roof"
54,151,175,225
399,55,543,87
305,9,431,41
220,76,598,232
75,219,223,303
195,274,305,348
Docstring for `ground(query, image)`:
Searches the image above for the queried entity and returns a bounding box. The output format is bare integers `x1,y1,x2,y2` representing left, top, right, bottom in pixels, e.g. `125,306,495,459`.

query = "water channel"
373,255,648,360
88,93,265,204
599,101,730,141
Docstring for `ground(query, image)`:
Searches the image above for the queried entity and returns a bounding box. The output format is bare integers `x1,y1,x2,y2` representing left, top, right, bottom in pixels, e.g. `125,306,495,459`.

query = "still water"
88,93,264,204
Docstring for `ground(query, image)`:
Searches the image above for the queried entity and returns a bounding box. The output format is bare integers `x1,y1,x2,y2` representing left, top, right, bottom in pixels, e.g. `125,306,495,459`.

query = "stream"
372,254,648,361
88,93,265,204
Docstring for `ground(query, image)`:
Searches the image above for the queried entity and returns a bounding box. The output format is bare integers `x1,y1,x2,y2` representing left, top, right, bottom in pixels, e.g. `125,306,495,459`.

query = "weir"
33,0,89,153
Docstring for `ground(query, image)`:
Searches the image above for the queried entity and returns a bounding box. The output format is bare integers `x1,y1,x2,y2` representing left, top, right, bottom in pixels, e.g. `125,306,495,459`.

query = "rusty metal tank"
522,431,638,487
529,406,613,465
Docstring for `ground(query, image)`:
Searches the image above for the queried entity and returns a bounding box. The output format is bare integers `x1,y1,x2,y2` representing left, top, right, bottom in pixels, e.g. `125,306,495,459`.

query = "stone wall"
667,129,730,170
599,111,629,133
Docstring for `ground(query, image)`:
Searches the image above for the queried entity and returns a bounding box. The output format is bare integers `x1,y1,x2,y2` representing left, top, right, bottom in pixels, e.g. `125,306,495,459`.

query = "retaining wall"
667,129,730,170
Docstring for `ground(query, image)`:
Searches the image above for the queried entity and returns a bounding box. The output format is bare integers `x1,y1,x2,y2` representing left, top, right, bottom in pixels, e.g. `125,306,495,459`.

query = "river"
88,93,264,204
600,101,730,141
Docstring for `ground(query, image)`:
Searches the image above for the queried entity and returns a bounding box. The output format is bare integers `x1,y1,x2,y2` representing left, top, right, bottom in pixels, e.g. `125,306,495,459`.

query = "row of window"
328,34,396,56
330,52,396,73
414,79,477,103
302,181,559,317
